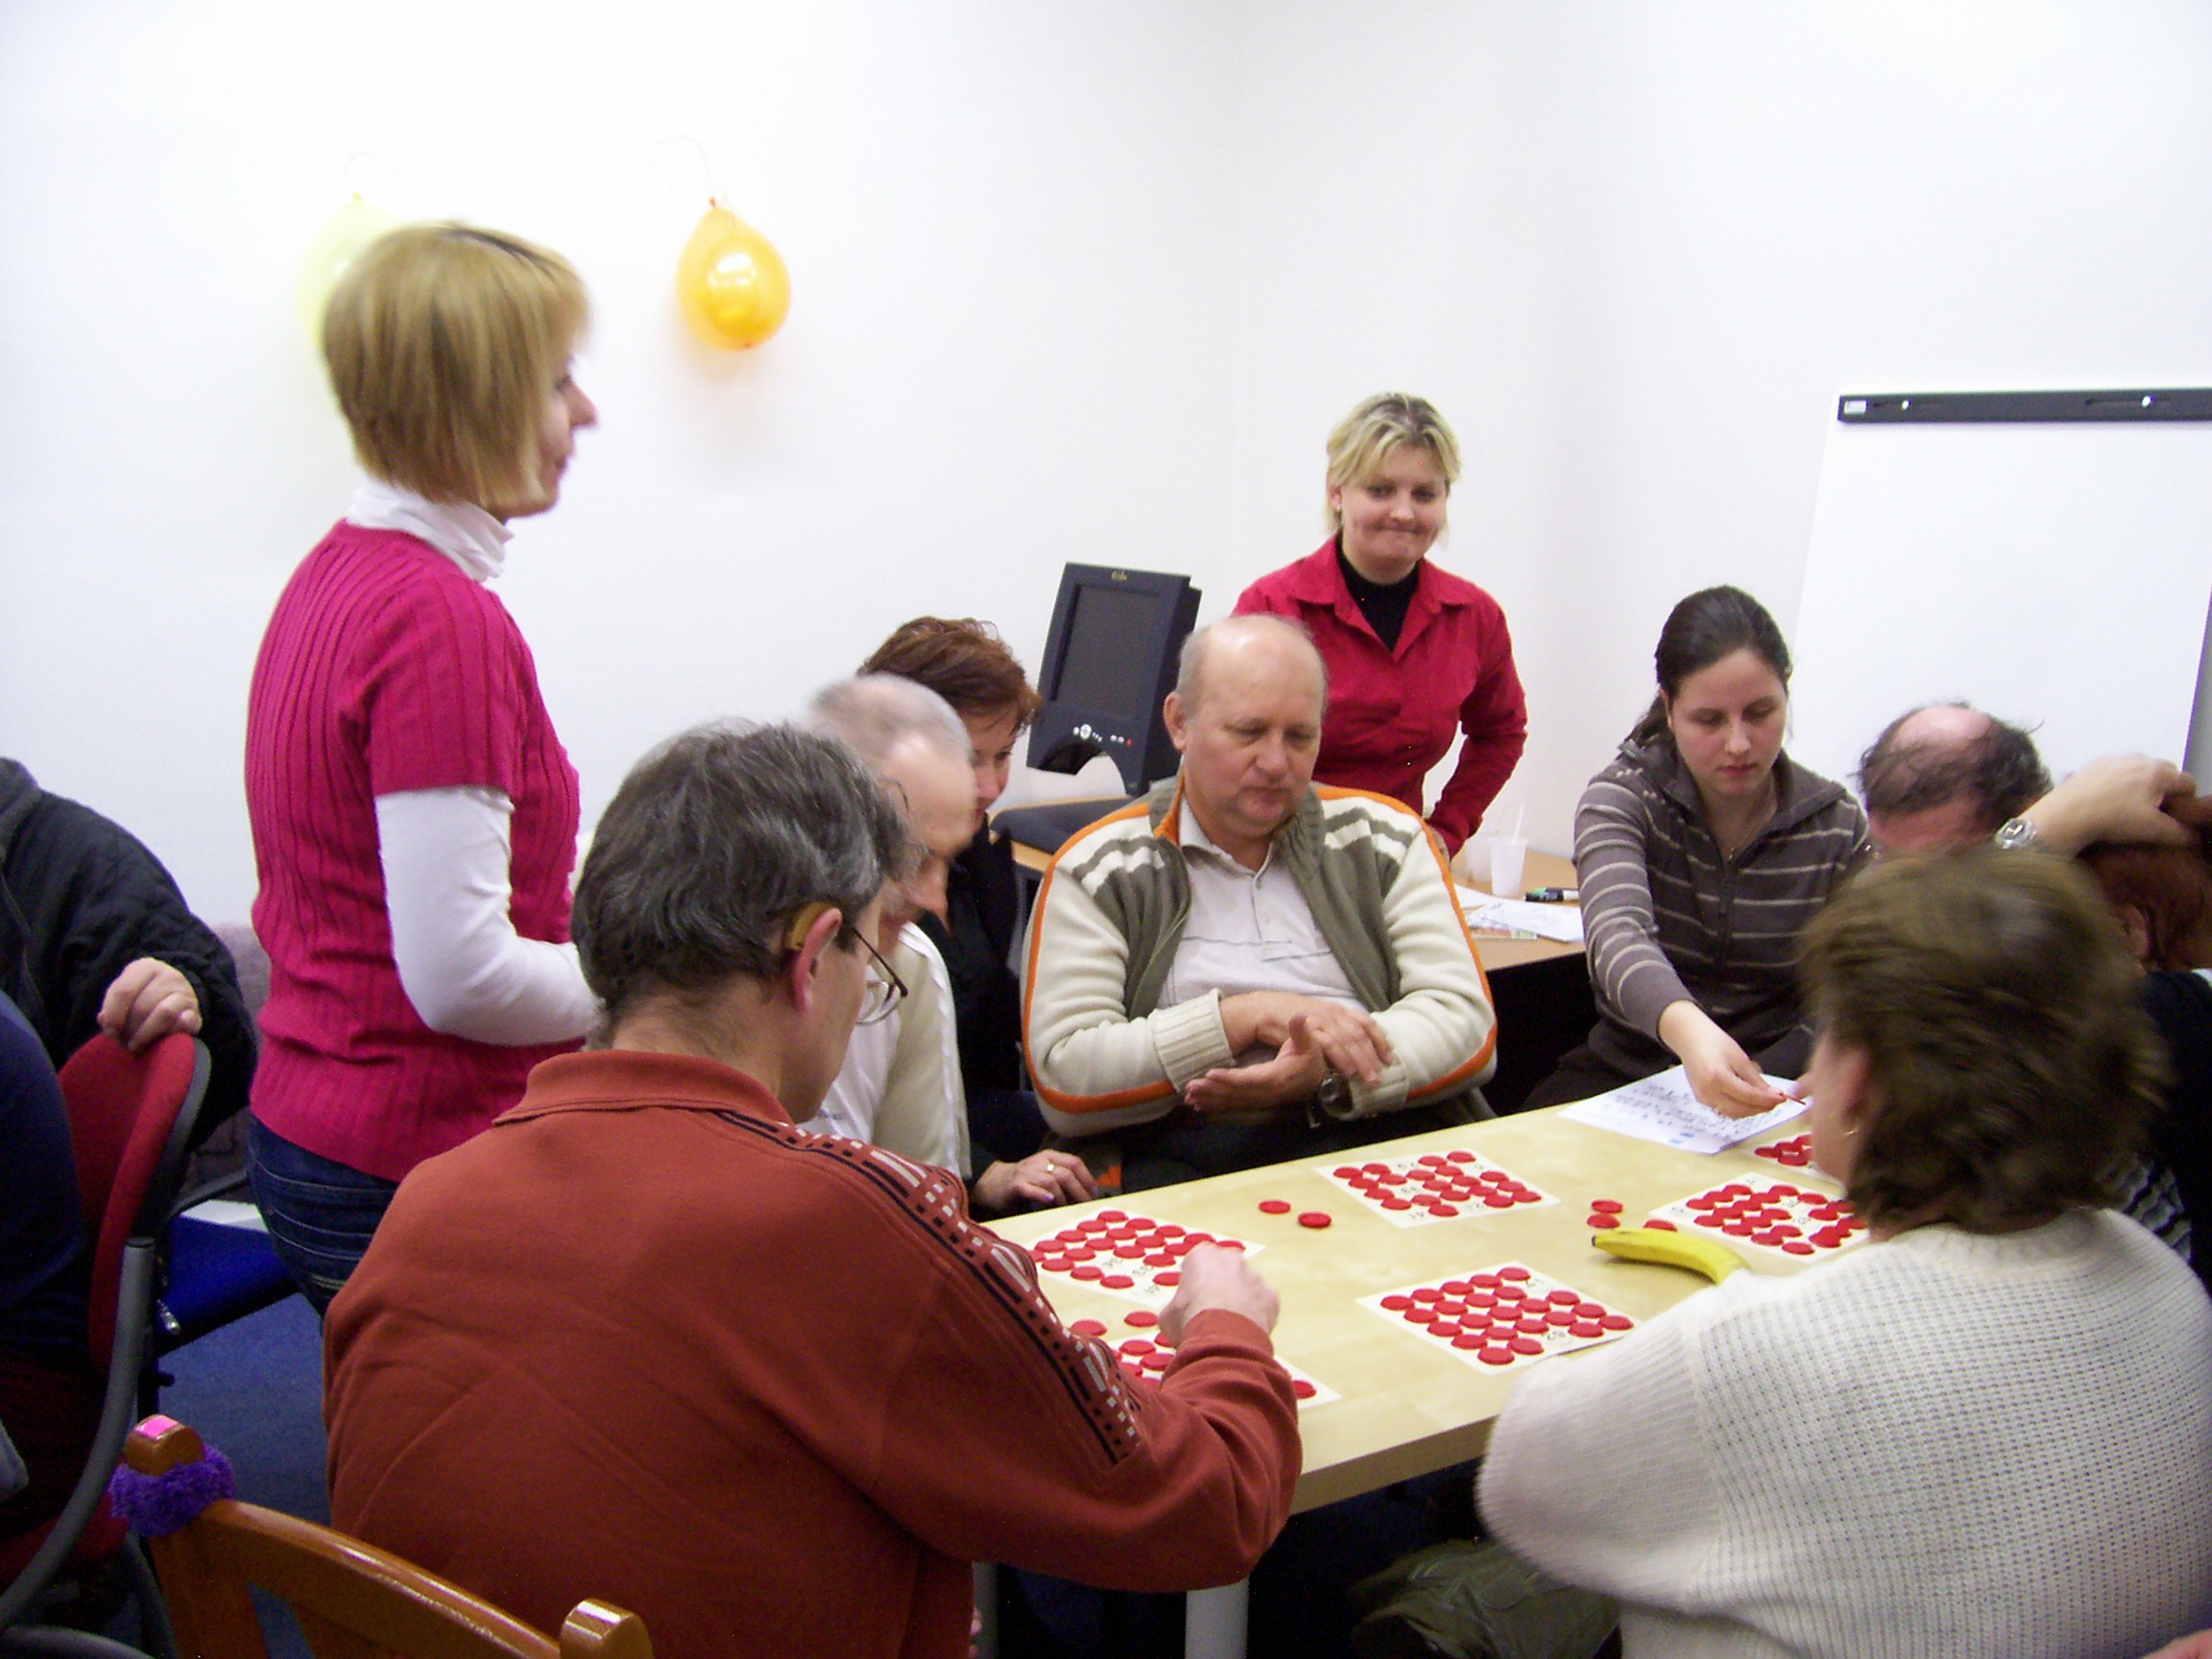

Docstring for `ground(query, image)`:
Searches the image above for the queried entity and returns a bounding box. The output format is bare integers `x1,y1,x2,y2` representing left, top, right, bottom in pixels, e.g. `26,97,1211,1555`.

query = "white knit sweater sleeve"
374,786,598,1046
1347,809,1499,1117
1022,835,1233,1138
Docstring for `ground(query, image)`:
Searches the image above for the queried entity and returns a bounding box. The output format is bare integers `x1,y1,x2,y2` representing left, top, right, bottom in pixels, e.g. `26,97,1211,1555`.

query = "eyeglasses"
785,902,908,1026
850,928,908,1026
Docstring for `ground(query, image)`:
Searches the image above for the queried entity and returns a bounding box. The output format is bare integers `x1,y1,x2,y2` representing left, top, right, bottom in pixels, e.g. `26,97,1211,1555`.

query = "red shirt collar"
1279,541,1470,649
496,1047,795,1128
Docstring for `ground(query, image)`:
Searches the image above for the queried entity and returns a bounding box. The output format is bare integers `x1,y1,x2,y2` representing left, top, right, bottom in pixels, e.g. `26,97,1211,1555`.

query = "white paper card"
1455,889,1585,945
1559,1067,1805,1153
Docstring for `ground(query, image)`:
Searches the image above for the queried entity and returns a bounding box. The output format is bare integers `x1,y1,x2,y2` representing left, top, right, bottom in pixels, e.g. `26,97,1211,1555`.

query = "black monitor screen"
1052,585,1164,711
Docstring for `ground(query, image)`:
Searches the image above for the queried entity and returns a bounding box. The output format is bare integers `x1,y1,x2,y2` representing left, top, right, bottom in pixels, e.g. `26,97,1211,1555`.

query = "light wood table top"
987,1104,1831,1512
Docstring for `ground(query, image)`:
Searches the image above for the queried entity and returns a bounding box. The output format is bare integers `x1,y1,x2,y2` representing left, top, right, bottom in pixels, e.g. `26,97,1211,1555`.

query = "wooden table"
1459,849,1581,973
984,1103,1833,1653
1459,851,1592,1109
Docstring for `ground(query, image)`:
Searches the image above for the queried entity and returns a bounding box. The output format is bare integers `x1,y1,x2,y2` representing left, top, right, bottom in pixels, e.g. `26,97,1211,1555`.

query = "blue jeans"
247,1118,398,1315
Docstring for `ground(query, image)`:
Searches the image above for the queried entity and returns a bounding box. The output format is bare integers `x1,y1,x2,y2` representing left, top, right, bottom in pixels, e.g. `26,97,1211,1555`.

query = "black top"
1334,543,1420,653
0,759,253,1141
2141,970,2212,1303
0,992,86,1359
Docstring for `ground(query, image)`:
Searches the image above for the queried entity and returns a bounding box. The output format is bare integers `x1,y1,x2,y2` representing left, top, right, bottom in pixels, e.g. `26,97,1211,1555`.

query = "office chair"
0,1034,208,1658
149,924,296,1396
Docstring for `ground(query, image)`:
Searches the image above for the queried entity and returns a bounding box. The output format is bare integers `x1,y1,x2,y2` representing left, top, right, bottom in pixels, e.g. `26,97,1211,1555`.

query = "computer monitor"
1027,564,1201,796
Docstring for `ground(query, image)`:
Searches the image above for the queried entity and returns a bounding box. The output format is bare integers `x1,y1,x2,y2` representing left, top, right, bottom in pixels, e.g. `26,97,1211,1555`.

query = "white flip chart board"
1787,415,2212,789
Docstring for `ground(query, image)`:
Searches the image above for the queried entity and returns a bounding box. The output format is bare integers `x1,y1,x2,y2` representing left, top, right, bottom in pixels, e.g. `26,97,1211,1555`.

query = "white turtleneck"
346,481,598,1046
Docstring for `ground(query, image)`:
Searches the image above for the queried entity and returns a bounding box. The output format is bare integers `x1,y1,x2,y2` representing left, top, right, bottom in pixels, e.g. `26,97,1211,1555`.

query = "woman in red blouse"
1233,393,1526,856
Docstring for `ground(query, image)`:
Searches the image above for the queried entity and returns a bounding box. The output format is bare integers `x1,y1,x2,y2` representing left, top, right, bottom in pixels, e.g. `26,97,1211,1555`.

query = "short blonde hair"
1323,392,1462,534
323,223,588,508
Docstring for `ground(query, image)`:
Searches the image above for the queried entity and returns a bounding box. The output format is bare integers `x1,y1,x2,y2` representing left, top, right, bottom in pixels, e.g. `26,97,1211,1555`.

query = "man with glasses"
325,722,1300,1659
806,675,1096,1211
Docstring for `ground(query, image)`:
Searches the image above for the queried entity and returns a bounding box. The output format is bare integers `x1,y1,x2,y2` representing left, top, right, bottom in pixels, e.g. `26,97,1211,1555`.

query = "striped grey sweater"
1575,739,1867,1071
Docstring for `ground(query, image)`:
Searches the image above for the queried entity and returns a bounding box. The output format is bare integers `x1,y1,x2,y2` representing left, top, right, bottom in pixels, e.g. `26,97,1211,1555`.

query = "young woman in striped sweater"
1527,586,1867,1115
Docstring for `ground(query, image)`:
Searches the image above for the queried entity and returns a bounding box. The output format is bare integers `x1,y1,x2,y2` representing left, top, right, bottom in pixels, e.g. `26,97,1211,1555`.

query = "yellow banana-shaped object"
1594,1226,1745,1283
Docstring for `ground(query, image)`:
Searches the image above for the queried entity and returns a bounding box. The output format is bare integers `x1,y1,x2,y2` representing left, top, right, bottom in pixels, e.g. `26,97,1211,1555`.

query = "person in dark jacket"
2079,797,2212,1301
0,758,253,1138
0,989,94,1538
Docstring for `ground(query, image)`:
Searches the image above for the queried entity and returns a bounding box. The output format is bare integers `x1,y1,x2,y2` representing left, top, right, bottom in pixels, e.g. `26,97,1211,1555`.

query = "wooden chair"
120,1419,650,1659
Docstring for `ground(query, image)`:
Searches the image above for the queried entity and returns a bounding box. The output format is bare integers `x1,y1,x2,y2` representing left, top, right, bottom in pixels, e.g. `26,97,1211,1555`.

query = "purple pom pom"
108,1443,235,1537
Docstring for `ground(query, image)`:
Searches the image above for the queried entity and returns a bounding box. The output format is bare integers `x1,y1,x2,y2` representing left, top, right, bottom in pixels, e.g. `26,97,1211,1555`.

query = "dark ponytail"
1627,586,1791,746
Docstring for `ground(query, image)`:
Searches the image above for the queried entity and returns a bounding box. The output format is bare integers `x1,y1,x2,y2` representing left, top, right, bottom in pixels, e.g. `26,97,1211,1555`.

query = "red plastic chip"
1297,1212,1333,1229
1258,1199,1292,1215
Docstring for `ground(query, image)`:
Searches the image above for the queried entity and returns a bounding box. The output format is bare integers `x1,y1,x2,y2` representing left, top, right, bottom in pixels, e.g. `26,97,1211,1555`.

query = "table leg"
973,1562,997,1659
1184,1579,1249,1659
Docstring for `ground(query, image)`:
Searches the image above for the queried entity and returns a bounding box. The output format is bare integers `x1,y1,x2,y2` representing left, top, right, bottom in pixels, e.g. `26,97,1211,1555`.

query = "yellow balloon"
296,194,402,340
676,205,791,350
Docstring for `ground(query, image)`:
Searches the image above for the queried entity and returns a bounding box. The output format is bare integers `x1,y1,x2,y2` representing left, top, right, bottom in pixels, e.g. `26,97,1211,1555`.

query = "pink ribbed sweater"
245,522,580,1182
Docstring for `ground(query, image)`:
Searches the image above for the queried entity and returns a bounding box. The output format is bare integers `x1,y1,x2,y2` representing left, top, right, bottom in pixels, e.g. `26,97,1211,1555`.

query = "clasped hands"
1182,991,1392,1114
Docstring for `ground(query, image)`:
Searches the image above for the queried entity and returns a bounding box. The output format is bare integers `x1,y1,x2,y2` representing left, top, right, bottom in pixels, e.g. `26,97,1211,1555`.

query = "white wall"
1221,1,2212,858
3,2,2208,921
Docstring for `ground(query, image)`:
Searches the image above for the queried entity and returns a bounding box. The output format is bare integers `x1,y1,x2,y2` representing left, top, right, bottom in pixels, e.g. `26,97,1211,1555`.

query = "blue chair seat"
157,1215,297,1346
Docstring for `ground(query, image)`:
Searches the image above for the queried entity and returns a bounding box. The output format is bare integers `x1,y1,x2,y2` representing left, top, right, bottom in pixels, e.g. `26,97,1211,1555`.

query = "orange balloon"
676,205,791,350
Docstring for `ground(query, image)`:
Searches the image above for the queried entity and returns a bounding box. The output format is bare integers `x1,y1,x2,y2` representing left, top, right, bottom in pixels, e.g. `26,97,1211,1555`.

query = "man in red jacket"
324,722,1300,1659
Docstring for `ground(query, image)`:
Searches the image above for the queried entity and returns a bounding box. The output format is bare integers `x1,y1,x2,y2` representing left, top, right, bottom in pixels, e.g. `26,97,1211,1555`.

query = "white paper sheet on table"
1454,889,1584,945
1558,1067,1805,1153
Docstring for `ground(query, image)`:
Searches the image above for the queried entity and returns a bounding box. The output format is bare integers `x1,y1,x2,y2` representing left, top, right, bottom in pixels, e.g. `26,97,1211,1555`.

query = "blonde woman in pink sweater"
244,225,599,1311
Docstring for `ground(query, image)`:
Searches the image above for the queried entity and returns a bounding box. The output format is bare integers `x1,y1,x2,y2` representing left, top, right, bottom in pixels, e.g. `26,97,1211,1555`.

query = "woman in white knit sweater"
1480,851,2212,1659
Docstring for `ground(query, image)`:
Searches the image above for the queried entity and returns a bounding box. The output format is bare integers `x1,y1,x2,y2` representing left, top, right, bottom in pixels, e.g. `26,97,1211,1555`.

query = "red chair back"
57,1033,208,1370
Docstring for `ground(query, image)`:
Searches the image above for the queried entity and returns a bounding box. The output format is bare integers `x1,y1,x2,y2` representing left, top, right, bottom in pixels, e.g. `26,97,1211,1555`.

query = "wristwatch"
1309,1069,1355,1125
1993,816,2043,854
